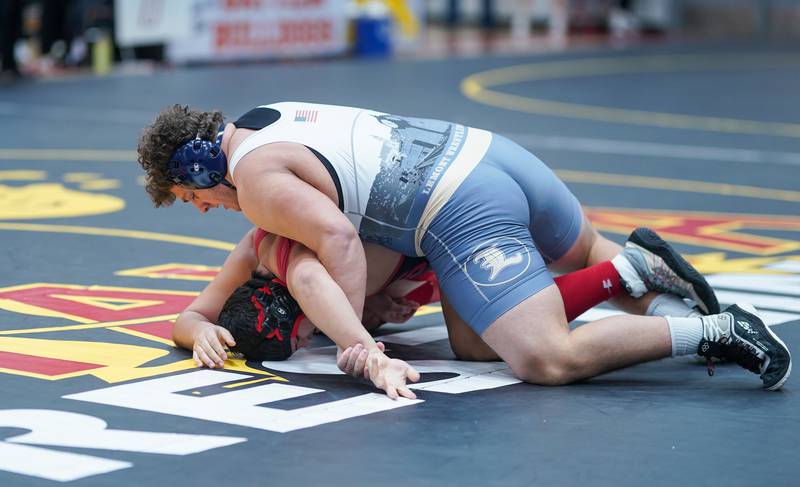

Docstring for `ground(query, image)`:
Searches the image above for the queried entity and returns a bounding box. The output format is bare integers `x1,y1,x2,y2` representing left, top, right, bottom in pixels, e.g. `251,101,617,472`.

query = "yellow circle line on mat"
0,222,235,251
0,171,796,253
554,170,800,203
461,53,800,137
0,148,137,161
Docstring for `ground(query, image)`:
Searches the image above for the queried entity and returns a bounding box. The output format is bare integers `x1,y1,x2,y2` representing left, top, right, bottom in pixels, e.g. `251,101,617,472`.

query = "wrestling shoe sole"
629,228,720,315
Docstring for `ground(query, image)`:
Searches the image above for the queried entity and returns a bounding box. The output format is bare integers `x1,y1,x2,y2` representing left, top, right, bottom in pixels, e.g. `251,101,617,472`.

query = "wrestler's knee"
507,344,582,386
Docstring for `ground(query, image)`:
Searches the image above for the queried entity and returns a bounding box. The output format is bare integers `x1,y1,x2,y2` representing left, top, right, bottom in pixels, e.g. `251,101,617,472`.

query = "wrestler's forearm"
289,259,378,352
315,231,367,320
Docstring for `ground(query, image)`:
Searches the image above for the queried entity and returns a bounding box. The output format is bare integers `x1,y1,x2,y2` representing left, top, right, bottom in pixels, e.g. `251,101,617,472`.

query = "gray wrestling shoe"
698,303,792,390
617,227,720,315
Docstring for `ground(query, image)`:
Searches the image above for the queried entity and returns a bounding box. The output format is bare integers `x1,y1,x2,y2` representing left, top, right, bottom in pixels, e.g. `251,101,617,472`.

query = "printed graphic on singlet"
464,237,532,286
359,115,455,247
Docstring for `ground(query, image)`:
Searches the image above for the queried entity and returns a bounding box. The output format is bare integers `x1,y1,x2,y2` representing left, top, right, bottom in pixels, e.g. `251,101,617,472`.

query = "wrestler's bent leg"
480,285,672,385
441,294,499,361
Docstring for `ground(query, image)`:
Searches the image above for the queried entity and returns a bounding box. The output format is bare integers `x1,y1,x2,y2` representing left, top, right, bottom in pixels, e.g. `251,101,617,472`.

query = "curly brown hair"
137,105,225,207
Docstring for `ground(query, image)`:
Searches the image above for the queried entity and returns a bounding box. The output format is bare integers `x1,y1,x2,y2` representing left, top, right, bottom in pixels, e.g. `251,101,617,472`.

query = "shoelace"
702,316,727,377
703,316,725,342
704,338,762,376
727,341,762,374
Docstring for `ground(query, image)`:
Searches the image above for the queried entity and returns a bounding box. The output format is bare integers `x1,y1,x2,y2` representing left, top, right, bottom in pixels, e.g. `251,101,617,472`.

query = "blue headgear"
169,125,234,190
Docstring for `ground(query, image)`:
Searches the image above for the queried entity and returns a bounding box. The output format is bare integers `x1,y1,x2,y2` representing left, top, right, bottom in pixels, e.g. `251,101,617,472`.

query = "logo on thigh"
464,237,531,286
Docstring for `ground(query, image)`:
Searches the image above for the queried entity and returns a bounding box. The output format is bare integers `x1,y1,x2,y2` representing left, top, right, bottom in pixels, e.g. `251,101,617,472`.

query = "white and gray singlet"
228,102,587,334
227,102,492,256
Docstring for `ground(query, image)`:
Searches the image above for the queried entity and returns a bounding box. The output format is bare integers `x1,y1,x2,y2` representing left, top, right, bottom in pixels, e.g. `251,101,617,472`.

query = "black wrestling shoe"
622,227,720,314
698,303,792,390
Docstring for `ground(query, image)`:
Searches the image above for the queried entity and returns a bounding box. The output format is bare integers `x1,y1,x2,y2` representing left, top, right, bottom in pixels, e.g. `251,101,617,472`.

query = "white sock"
611,253,647,298
647,294,701,318
666,316,704,357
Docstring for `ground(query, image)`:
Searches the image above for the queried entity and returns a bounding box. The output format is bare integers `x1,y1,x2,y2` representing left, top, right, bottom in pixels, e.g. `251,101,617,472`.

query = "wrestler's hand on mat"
361,306,385,331
365,293,420,324
337,342,385,378
365,347,420,400
193,325,236,369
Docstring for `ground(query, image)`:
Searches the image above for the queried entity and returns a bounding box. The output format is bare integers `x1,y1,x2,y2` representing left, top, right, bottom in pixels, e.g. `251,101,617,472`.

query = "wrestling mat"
1,42,798,486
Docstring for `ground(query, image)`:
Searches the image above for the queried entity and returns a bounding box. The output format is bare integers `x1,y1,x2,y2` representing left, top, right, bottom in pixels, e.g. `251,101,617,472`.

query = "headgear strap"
168,124,234,190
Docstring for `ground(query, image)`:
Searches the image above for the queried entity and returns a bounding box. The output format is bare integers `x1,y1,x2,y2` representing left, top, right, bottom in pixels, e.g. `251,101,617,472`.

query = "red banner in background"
214,20,334,49
168,0,348,63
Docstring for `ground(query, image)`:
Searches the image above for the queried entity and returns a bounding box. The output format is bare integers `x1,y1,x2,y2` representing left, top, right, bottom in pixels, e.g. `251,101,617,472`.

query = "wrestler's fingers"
336,347,353,371
384,385,398,400
217,327,236,347
338,346,363,375
201,340,225,366
406,366,421,383
208,337,228,363
343,348,357,373
376,341,385,352
393,311,412,323
195,348,215,368
353,349,369,378
195,336,223,367
395,297,420,308
397,385,417,400
397,298,419,308
192,350,203,368
345,344,364,375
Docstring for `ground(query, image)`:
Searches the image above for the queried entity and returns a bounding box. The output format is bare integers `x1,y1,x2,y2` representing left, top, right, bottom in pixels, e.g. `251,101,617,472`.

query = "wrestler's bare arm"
234,156,368,321
172,229,258,367
285,243,382,351
285,243,420,399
